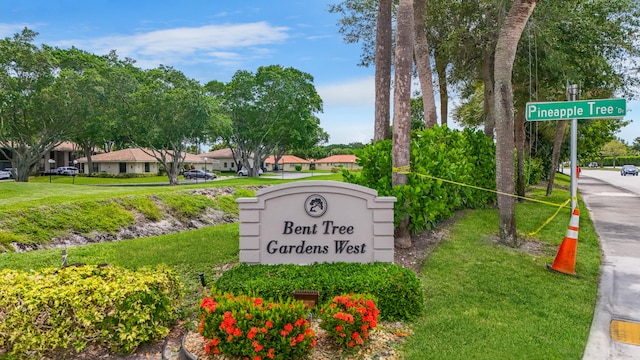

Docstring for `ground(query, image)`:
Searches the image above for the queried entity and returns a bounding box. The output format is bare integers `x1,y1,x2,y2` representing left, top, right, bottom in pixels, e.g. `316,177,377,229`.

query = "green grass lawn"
402,180,599,359
0,173,599,358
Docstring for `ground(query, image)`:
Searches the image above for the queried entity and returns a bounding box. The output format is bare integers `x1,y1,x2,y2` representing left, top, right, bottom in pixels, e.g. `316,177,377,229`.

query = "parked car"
2,168,15,178
183,169,217,180
54,166,79,176
620,165,639,176
0,170,10,180
237,168,263,176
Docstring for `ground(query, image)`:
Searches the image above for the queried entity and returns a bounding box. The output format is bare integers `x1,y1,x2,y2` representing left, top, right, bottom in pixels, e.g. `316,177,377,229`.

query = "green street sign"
525,98,626,121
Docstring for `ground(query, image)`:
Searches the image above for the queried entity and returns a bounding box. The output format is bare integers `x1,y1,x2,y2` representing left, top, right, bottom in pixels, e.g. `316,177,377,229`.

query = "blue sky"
1,1,638,146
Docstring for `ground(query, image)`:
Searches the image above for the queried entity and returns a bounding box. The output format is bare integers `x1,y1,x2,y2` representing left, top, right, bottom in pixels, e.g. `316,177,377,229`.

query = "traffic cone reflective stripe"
547,207,580,276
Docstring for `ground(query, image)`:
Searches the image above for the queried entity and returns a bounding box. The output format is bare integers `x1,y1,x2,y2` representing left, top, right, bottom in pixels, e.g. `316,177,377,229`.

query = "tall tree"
392,0,414,248
374,0,393,141
0,29,64,182
413,0,438,128
125,66,215,185
493,0,538,246
222,65,324,177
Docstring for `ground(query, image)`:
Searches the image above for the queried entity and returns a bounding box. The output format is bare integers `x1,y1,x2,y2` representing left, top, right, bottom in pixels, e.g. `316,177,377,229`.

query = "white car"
237,168,263,176
54,166,79,176
0,170,10,180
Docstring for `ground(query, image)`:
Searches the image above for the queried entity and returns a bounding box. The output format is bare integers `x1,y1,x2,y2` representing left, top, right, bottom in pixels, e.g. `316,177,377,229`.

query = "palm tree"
392,0,414,248
493,0,538,246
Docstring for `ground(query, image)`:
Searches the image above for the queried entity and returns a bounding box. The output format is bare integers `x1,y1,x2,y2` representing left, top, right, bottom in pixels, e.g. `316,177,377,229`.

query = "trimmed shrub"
0,265,182,358
214,262,423,321
343,126,496,233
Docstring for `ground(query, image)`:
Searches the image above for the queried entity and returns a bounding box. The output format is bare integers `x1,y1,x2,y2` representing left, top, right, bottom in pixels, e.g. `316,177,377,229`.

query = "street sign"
525,98,626,121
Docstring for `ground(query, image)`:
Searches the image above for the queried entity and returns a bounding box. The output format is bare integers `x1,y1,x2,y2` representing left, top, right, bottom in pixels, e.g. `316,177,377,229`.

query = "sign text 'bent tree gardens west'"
237,181,397,265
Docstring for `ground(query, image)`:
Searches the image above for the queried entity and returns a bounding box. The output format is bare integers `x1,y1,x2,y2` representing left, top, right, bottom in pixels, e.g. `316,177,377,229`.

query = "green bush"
295,165,302,171
214,262,423,321
0,265,182,358
599,156,640,166
343,126,496,233
199,293,315,359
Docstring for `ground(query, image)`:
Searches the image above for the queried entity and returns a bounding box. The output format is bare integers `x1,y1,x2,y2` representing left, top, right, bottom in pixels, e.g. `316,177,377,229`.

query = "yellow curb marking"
610,319,640,346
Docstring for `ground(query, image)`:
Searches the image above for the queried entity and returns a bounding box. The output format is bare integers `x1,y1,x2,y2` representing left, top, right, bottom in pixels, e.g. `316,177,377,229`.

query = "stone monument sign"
237,181,397,265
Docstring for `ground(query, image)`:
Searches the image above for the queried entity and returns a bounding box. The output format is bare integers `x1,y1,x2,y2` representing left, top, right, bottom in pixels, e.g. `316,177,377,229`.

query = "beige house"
199,148,263,172
76,148,206,175
264,155,310,171
314,154,361,171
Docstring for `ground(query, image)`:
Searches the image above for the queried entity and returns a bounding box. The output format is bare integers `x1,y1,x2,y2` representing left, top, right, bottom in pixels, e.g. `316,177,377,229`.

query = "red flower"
284,323,293,332
253,340,264,352
295,318,306,327
265,320,273,328
267,348,275,359
335,325,343,332
247,327,257,340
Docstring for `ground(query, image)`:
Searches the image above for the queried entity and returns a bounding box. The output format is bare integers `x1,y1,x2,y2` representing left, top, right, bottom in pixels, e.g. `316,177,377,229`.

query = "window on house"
144,162,150,172
224,162,227,168
231,162,235,168
119,162,127,173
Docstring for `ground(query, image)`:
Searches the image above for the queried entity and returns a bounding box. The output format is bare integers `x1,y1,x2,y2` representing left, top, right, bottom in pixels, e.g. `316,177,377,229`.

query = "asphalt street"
578,169,640,359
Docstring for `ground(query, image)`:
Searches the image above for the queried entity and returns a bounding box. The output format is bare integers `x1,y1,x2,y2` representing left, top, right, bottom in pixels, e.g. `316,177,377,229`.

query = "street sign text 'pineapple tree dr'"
526,98,626,121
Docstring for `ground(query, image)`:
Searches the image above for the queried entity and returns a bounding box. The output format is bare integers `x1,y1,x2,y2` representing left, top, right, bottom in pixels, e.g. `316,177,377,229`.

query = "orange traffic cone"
547,207,580,276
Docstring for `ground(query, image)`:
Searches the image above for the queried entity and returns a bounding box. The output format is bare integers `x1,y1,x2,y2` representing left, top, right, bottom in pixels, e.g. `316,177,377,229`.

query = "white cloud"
317,76,375,107
0,23,37,38
54,22,289,69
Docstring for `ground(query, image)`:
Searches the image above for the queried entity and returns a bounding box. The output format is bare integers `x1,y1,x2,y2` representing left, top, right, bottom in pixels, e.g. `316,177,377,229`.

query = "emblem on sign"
305,194,327,217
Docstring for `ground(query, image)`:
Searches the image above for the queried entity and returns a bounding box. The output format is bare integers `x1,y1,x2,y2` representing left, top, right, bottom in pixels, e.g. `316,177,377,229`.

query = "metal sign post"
568,84,578,211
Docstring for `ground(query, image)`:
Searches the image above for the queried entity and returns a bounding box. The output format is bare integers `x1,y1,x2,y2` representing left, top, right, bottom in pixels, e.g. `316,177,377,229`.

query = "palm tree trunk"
515,108,526,199
546,120,568,196
494,0,538,246
374,0,393,142
392,0,414,248
413,0,437,128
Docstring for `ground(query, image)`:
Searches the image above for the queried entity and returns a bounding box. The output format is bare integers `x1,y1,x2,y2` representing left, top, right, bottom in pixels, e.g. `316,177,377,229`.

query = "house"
75,148,206,175
199,148,262,172
1,141,81,173
314,154,361,171
264,155,310,171
199,148,237,172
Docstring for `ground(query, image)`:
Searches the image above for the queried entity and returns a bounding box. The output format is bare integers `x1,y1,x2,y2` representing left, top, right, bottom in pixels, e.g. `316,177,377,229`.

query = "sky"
1,1,639,146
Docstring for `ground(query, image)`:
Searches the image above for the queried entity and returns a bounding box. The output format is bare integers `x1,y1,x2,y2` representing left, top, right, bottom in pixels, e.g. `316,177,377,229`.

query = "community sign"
237,181,397,265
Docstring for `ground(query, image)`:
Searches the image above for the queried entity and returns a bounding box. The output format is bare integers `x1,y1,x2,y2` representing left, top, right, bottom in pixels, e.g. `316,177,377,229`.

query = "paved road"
578,169,640,359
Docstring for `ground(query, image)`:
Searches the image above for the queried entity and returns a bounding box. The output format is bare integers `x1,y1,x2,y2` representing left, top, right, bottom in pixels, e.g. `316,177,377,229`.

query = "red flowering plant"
199,293,316,359
318,293,380,349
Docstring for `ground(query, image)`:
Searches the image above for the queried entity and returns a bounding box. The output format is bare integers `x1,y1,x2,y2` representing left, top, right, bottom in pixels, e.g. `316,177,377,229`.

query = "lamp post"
48,159,55,183
72,160,78,184
204,157,207,182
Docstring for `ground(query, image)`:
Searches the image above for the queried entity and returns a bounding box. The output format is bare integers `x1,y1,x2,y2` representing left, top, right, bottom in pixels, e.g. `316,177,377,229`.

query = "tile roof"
315,154,358,164
264,155,310,164
76,148,203,163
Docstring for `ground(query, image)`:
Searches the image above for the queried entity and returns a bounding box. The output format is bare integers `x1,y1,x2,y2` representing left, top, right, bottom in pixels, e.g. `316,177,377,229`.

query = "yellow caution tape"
392,166,572,236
